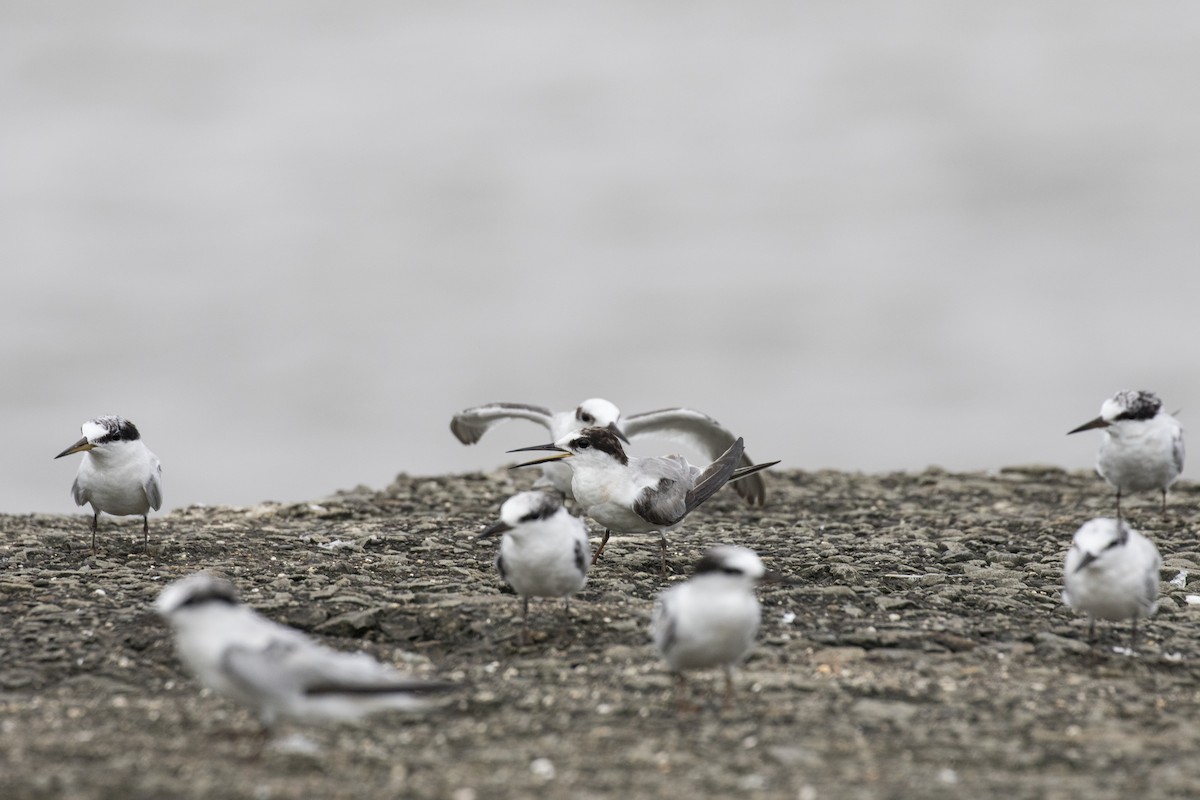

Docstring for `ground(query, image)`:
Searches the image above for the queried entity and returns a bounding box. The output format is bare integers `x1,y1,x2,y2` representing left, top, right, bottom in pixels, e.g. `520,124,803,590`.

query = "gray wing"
574,538,588,580
650,591,678,657
223,635,435,698
144,460,163,511
450,402,554,445
70,475,87,507
632,456,694,527
1173,427,1185,474
622,408,767,505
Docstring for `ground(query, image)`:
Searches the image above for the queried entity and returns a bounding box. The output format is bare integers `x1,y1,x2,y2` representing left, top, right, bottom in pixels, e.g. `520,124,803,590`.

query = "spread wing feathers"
623,408,767,505
449,403,554,445
144,461,163,511
221,637,450,705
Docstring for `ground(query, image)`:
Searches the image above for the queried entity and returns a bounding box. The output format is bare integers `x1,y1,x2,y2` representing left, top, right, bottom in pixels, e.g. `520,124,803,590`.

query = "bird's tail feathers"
684,438,745,514
729,460,780,484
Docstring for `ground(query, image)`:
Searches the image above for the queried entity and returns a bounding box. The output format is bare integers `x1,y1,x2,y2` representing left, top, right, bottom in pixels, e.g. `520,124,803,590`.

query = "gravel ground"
2,466,1200,800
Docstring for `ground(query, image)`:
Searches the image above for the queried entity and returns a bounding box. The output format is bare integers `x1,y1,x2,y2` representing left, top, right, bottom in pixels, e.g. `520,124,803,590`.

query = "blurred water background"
4,2,1200,514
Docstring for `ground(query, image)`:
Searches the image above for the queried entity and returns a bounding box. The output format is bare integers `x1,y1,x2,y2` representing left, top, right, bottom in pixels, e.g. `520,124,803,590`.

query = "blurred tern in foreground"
479,491,590,644
510,427,778,574
1062,518,1161,650
1068,390,1184,518
156,573,457,736
651,546,779,710
54,415,162,552
451,398,770,504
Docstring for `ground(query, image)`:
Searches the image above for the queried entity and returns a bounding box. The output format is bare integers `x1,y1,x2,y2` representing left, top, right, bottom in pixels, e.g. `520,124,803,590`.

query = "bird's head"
575,398,629,443
54,415,142,459
155,573,241,622
1068,390,1163,435
508,426,630,469
1069,517,1131,572
479,491,564,538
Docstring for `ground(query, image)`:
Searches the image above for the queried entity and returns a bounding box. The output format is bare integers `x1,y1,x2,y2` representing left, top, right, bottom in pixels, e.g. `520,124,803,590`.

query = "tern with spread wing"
509,427,778,574
451,398,769,504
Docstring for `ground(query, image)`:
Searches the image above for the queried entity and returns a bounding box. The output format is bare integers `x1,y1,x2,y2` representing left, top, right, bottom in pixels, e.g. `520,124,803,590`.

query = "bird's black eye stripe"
721,566,745,575
576,439,591,449
178,590,238,608
581,414,593,423
1103,538,1123,551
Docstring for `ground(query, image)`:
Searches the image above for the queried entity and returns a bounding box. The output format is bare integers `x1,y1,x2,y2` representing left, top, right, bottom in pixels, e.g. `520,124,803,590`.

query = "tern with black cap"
1068,390,1184,517
54,415,162,552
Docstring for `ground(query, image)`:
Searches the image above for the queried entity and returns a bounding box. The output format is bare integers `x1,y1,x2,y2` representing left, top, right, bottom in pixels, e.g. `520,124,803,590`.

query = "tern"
1062,517,1161,650
450,398,770,504
155,573,457,735
1068,390,1184,518
479,491,590,644
651,546,778,711
509,427,778,574
54,415,162,552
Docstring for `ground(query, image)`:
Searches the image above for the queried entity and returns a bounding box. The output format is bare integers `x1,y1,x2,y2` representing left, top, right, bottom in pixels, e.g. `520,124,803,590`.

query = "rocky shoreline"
2,466,1199,799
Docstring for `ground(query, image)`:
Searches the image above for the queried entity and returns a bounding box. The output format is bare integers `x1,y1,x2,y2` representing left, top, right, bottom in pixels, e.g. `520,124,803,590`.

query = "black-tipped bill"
54,437,94,459
507,443,572,470
608,423,631,444
479,520,512,539
1073,551,1099,573
1068,416,1110,435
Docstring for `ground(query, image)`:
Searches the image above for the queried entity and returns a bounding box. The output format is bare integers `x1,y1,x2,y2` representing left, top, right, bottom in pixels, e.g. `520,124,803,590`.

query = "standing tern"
54,415,162,552
651,546,779,710
509,427,779,574
478,491,590,644
1062,517,1161,650
1068,390,1184,518
155,573,457,735
450,398,770,505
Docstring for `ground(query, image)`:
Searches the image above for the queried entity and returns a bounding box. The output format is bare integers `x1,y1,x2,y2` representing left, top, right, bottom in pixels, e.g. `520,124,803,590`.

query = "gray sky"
5,2,1200,513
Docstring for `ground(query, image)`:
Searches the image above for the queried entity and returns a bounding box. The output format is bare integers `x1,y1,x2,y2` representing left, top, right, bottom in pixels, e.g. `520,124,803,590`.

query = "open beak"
1073,551,1099,573
54,437,94,459
608,423,631,444
507,443,572,469
478,520,512,539
1068,416,1110,435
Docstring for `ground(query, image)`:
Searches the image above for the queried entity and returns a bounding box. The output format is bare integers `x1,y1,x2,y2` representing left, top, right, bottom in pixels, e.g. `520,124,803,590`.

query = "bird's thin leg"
591,529,611,564
722,665,736,711
658,531,668,577
1088,617,1096,643
1130,616,1139,653
1115,488,1122,522
562,596,570,618
142,515,149,551
674,672,695,714
519,596,530,646
1162,489,1168,515
91,511,99,555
